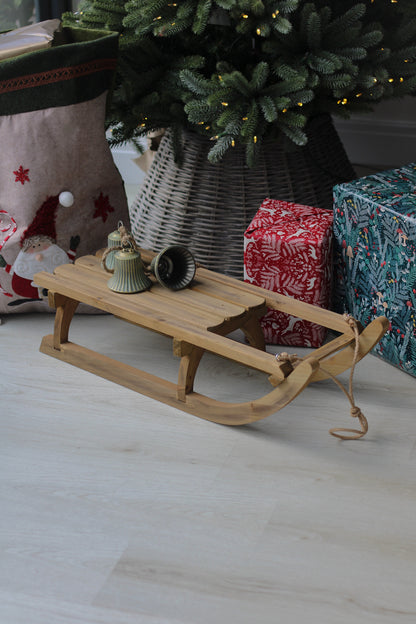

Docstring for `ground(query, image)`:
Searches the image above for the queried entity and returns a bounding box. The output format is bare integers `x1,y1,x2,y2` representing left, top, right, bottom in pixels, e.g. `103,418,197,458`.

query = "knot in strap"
343,312,356,330
118,224,138,249
350,406,362,418
276,352,299,364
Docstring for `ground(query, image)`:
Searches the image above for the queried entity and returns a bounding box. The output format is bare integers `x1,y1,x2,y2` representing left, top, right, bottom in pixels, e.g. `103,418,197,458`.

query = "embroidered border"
0,58,117,95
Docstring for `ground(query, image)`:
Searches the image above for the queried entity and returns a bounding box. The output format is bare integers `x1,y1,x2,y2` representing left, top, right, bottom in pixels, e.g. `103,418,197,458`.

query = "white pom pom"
59,191,74,207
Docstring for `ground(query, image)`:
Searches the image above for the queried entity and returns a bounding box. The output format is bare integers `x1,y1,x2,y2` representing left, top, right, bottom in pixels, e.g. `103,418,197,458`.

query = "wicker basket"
130,114,355,279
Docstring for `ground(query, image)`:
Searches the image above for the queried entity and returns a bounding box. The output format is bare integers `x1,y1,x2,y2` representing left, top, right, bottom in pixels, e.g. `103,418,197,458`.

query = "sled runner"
35,249,388,429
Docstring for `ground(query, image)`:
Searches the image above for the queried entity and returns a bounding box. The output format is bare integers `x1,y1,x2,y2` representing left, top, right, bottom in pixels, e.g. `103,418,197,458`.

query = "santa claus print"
0,194,80,306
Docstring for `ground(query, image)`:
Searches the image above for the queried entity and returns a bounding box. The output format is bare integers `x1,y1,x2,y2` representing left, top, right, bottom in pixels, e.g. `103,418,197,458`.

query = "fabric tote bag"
0,21,129,314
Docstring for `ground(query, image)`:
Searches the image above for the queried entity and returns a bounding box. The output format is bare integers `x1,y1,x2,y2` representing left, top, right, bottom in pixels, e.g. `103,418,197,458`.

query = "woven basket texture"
129,114,355,279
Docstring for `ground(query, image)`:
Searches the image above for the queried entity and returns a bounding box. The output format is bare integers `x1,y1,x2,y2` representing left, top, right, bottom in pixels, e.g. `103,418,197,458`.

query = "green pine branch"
63,0,416,165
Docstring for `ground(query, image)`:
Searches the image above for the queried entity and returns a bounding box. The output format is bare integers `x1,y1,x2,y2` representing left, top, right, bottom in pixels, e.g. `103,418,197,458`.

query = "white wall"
111,144,145,187
334,95,416,168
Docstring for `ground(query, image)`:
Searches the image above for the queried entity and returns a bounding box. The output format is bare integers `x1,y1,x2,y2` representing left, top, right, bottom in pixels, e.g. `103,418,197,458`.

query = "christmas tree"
66,1,416,165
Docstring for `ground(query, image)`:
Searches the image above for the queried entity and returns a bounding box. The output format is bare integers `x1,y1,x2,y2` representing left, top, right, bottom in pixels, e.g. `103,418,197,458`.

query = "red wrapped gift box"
244,198,333,346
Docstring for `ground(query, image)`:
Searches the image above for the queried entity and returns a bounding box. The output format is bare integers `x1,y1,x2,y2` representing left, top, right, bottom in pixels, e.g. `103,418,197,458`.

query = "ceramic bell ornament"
150,245,196,290
102,242,152,293
102,222,196,293
104,220,125,270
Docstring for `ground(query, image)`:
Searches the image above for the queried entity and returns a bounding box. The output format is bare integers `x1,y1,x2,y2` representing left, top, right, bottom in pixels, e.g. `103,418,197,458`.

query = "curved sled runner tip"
309,316,389,383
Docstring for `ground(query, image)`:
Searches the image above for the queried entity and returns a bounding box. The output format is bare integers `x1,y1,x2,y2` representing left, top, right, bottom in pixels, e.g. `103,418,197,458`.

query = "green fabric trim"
0,27,119,116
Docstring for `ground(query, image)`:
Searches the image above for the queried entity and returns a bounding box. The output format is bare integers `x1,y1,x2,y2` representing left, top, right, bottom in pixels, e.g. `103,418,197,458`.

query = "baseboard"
333,115,416,169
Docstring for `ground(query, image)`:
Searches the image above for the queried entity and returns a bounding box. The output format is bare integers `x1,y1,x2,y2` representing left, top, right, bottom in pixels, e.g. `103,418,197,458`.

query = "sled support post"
48,291,79,350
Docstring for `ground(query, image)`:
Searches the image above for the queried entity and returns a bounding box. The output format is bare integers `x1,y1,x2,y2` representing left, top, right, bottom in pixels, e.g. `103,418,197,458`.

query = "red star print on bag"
93,192,115,223
13,165,30,185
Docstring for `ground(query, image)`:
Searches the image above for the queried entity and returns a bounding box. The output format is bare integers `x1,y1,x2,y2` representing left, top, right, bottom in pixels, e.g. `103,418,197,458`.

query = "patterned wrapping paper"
244,198,333,347
333,164,416,377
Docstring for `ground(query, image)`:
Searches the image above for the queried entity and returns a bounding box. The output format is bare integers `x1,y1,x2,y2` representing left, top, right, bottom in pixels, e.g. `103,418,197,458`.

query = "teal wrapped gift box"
333,163,416,377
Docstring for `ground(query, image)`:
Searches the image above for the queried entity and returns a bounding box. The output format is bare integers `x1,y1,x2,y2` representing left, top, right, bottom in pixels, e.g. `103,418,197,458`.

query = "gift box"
244,198,333,346
333,163,416,377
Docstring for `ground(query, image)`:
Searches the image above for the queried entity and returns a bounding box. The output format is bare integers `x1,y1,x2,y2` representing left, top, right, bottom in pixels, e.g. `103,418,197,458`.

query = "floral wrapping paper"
333,164,416,377
244,198,333,347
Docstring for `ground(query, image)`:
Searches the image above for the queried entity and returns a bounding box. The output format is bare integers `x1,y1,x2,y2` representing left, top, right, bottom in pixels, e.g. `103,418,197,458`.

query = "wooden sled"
34,250,388,427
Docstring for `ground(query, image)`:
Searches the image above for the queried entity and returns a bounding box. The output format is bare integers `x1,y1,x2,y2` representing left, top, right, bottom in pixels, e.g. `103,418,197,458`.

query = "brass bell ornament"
102,243,152,294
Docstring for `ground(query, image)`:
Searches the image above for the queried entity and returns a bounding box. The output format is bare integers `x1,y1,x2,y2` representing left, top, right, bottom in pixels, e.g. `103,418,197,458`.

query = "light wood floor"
1,311,415,623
